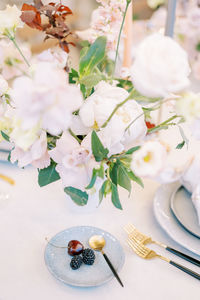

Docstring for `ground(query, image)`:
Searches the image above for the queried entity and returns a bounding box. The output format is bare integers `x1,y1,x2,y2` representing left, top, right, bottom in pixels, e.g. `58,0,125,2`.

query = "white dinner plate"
170,186,200,239
154,182,200,256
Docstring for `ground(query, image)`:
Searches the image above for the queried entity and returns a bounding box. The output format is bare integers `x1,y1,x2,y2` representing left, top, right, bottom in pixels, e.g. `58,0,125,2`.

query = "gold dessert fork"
127,236,200,280
0,174,15,185
124,223,200,267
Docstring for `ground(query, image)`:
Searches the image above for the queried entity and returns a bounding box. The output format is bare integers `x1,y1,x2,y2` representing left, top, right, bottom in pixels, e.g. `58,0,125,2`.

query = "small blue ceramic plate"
44,226,125,287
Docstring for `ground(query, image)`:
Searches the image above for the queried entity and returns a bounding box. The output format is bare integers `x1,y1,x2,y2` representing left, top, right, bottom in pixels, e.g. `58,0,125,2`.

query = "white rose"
147,0,165,9
80,81,129,129
131,33,191,98
79,81,147,155
0,5,23,36
0,75,8,95
131,140,167,177
176,92,200,121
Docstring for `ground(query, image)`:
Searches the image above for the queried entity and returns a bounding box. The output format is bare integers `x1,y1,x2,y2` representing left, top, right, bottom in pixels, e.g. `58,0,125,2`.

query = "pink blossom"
90,2,124,51
36,47,68,69
0,39,31,80
11,62,83,136
10,131,50,169
49,132,97,190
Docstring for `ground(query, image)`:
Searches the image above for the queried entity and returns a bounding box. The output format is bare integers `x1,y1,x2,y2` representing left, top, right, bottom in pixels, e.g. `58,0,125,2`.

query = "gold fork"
0,174,15,185
127,236,200,280
124,223,200,267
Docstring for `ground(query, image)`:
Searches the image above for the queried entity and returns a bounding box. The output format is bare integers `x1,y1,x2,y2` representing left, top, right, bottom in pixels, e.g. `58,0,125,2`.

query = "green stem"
68,128,81,144
113,0,131,76
125,97,174,132
147,115,181,134
4,30,30,68
101,88,135,128
11,38,30,68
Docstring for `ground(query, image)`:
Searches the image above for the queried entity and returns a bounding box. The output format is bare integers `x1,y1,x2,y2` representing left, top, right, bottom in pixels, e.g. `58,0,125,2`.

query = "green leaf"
127,170,144,188
79,74,102,88
1,131,10,142
86,168,97,189
196,42,200,52
131,90,160,103
116,79,133,91
99,180,110,205
111,183,122,210
125,146,140,155
176,141,185,149
79,36,107,77
117,163,131,194
80,84,86,99
80,40,90,48
69,68,79,84
7,151,11,162
97,163,105,179
110,162,118,185
80,46,89,59
91,131,109,162
119,156,132,168
38,163,60,187
64,187,88,206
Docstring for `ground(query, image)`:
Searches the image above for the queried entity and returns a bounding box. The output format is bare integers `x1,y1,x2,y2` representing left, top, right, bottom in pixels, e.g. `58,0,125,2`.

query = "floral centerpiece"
0,0,196,210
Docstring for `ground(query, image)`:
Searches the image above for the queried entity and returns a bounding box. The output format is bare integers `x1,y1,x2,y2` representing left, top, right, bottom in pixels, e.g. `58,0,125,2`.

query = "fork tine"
127,239,144,257
127,238,148,255
124,223,134,234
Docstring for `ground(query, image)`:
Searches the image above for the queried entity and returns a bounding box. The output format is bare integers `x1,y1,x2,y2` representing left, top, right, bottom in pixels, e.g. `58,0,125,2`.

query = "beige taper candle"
123,1,133,69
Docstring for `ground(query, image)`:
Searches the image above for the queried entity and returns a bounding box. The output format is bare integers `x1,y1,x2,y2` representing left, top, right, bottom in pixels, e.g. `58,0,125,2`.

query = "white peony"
0,75,8,96
131,33,191,98
0,5,23,36
79,81,147,155
131,140,167,177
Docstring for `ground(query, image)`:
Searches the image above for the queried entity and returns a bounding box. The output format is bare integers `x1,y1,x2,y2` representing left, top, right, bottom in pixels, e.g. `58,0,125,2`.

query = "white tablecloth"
0,161,199,300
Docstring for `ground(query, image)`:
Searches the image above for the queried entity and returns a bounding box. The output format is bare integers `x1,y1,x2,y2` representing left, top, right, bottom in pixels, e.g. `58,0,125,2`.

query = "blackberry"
70,255,83,270
82,248,95,265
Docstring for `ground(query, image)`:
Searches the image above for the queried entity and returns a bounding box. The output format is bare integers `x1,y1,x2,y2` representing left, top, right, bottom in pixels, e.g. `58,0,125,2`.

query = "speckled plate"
44,226,125,287
154,182,200,256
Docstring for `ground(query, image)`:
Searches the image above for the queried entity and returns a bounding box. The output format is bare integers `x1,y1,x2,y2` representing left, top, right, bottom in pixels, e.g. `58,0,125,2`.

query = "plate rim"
44,225,125,287
153,182,200,256
170,186,200,240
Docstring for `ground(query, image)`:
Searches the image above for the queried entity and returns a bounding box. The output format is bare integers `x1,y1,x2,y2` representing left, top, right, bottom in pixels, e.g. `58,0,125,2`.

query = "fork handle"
102,253,124,287
170,260,200,280
166,247,200,267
